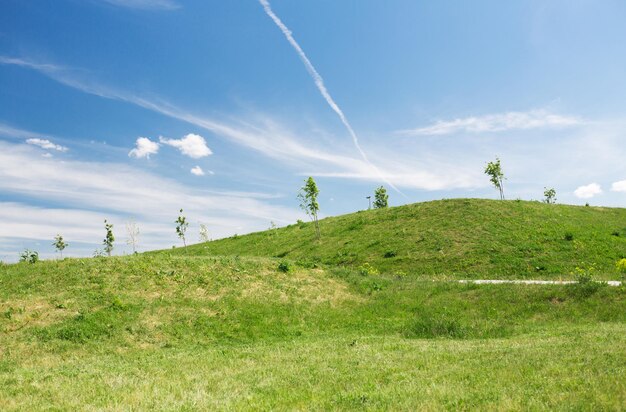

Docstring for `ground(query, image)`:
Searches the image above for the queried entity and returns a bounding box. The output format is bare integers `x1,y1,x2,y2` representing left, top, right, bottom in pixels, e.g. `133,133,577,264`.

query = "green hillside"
177,199,626,279
1,254,626,409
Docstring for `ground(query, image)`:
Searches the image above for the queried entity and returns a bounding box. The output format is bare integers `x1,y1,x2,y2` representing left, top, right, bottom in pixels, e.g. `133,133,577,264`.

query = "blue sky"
1,0,625,261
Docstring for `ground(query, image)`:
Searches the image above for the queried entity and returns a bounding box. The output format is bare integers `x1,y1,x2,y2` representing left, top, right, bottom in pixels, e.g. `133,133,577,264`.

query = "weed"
564,232,574,241
277,261,291,273
358,263,379,276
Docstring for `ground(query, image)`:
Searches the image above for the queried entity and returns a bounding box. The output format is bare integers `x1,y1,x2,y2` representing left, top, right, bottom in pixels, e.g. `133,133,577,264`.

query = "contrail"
258,0,403,195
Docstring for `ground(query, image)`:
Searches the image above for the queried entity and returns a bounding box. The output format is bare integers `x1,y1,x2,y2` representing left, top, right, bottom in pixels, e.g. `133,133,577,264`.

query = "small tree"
199,223,210,243
543,187,557,204
484,157,505,200
20,249,39,264
373,186,389,209
103,219,115,256
297,177,321,239
175,209,189,247
126,220,140,254
52,234,68,259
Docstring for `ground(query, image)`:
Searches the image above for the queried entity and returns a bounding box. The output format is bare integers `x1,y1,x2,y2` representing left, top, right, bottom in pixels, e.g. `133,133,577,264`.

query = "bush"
358,263,379,276
570,266,604,297
277,261,291,273
19,249,39,264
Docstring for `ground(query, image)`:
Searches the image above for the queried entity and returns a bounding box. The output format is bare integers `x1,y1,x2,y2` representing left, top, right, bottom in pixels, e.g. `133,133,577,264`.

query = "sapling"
373,186,389,208
484,157,505,200
543,187,557,204
52,234,68,259
175,209,189,247
297,177,321,239
126,220,140,254
103,219,115,256
199,223,210,243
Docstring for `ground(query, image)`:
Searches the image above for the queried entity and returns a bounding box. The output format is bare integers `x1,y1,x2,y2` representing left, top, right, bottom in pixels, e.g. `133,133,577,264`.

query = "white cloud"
0,141,302,259
100,0,180,10
574,183,602,199
26,138,68,152
128,136,159,159
160,134,212,158
611,180,626,192
190,166,205,176
400,109,583,136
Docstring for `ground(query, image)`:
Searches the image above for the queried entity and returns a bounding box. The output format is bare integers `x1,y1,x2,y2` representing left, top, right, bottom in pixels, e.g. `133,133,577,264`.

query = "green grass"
176,199,626,279
2,253,626,409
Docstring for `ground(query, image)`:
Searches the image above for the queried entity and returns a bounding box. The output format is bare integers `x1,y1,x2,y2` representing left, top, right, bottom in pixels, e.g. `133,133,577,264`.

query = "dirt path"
459,279,622,286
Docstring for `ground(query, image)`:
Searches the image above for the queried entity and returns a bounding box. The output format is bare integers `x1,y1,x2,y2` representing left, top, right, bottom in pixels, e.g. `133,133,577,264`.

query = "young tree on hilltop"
126,220,140,254
52,234,68,259
298,177,321,240
484,157,505,200
199,223,210,243
373,186,389,209
103,220,115,256
175,209,189,247
543,187,557,204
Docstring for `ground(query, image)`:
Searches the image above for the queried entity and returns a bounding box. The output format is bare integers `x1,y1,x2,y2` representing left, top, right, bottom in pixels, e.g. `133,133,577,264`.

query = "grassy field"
2,252,626,410
2,199,626,409
176,199,626,279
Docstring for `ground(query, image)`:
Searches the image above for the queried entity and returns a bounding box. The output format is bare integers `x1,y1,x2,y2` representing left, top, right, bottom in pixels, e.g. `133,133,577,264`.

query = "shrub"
277,261,291,273
19,249,39,264
383,250,397,258
617,259,626,274
564,232,574,241
358,263,379,276
570,265,604,297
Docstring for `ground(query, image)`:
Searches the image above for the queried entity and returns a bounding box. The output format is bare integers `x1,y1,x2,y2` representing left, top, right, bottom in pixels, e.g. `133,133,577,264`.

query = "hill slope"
1,254,626,409
177,199,626,279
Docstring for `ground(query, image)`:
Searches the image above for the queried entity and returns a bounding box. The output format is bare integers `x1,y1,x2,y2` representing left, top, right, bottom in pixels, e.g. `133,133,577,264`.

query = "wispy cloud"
26,138,68,152
128,136,159,159
611,180,626,192
99,0,180,10
0,55,486,191
257,0,402,194
160,133,212,158
574,183,602,199
399,109,583,136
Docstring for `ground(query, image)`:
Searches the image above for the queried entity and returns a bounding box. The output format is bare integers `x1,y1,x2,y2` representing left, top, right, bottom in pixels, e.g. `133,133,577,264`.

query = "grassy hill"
2,198,626,409
1,254,626,409
177,199,626,279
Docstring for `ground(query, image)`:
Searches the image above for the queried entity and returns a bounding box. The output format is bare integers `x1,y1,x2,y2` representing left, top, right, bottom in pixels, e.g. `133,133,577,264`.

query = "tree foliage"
484,157,505,200
543,187,557,204
19,249,39,264
52,234,68,258
103,220,115,256
297,177,321,239
175,209,189,247
373,186,389,209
